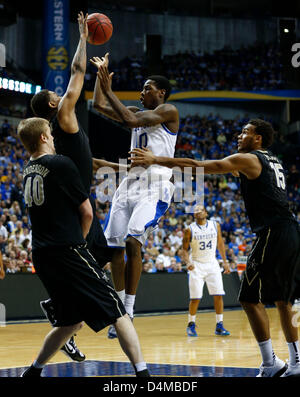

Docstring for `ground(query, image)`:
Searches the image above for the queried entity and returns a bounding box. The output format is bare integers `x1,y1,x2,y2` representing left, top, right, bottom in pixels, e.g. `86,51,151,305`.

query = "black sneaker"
60,335,86,362
40,299,57,326
21,365,43,377
136,369,151,377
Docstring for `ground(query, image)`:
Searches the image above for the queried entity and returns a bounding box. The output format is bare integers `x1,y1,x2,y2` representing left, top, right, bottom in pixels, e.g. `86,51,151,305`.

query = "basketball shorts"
104,176,174,248
238,220,300,304
86,195,113,267
32,245,126,332
188,259,225,299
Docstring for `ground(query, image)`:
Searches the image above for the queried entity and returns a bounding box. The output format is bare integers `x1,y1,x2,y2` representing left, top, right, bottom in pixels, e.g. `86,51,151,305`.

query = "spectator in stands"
1,119,11,138
142,252,155,272
142,261,155,273
155,248,172,271
168,257,183,273
154,261,168,273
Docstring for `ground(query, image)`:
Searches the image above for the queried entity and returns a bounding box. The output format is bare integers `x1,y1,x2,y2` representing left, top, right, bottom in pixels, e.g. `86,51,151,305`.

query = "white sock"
188,314,196,323
287,341,300,365
124,294,135,318
135,362,147,372
32,360,44,369
216,314,223,323
116,289,125,304
258,339,275,366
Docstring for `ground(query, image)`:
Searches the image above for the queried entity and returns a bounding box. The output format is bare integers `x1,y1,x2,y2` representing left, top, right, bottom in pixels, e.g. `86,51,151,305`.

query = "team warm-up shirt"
189,220,218,263
131,122,177,180
51,117,93,194
240,150,295,232
23,154,88,249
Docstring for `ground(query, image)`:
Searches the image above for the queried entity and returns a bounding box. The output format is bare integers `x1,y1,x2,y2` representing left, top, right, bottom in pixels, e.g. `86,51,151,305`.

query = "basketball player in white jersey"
182,204,231,337
91,53,179,337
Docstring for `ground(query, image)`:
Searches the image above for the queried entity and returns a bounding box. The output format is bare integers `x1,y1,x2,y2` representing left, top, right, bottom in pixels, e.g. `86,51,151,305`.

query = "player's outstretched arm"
92,158,130,173
129,148,262,179
91,54,123,121
97,63,177,128
91,53,139,123
57,11,88,133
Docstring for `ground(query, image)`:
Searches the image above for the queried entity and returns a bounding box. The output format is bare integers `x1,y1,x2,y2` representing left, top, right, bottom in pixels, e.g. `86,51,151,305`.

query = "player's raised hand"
78,11,89,39
97,63,114,92
129,147,156,166
90,53,110,69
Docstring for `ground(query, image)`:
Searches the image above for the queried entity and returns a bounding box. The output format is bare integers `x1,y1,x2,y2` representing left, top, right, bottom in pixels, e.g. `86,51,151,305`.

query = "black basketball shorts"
32,244,126,332
238,220,300,304
86,196,114,267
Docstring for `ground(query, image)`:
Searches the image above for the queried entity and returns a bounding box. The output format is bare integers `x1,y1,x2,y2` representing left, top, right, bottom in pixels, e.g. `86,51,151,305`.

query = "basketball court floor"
1,306,298,378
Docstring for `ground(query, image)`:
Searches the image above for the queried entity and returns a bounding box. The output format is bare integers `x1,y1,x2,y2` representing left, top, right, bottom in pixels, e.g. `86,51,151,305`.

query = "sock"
116,289,125,304
135,362,147,372
258,339,275,366
32,360,44,369
124,294,135,318
134,362,150,377
216,314,223,324
188,314,196,324
287,341,300,365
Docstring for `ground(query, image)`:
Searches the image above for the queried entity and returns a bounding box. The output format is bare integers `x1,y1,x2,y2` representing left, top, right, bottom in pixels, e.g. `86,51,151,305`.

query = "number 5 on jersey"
24,175,45,207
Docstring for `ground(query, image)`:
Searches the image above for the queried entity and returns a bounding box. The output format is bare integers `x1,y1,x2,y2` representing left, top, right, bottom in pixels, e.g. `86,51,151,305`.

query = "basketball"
87,13,113,45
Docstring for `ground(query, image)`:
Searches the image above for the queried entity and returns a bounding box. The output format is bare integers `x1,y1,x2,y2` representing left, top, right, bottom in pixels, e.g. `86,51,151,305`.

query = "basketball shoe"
280,362,300,377
256,356,287,377
215,322,230,336
186,322,198,337
21,365,43,377
60,335,86,362
40,299,86,362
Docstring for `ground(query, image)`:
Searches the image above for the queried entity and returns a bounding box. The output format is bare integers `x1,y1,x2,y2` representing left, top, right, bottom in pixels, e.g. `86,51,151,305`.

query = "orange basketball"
87,13,113,45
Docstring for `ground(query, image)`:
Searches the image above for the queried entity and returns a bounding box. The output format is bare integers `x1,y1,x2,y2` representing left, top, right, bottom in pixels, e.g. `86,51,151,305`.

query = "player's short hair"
248,118,274,148
17,117,49,154
30,89,55,119
147,75,172,102
194,204,206,214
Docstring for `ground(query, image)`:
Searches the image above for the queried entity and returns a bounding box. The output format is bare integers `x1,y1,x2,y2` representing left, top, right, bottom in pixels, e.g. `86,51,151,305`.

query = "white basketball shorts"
188,259,225,299
104,176,174,248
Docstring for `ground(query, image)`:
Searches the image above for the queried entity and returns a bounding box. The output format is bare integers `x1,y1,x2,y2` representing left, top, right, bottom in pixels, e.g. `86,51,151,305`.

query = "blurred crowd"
85,42,286,92
1,113,299,276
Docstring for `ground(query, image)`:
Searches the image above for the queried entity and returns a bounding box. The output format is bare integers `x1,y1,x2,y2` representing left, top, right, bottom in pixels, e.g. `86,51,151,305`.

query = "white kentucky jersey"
189,220,218,263
130,122,177,180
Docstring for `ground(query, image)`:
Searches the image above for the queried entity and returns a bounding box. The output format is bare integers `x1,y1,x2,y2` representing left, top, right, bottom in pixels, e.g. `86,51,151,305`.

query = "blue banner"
43,0,69,95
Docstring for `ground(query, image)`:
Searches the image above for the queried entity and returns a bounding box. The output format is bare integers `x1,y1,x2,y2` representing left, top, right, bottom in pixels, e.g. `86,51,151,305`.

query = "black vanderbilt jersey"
51,117,93,194
23,154,88,249
239,150,295,232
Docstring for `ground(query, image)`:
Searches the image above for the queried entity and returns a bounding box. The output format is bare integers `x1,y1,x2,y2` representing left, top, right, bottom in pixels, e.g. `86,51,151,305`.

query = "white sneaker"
280,362,300,377
256,356,287,377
